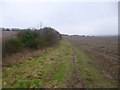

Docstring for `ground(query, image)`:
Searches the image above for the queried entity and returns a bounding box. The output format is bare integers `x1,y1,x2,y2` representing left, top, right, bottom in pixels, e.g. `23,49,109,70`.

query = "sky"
0,0,118,36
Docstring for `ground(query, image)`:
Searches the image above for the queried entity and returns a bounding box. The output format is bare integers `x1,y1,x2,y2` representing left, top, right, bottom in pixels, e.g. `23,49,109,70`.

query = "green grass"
2,40,73,88
2,40,117,88
74,47,117,88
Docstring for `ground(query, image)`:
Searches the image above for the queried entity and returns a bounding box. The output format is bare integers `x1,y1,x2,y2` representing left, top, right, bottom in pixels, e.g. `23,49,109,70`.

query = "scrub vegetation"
2,27,61,57
2,28,118,88
2,40,117,88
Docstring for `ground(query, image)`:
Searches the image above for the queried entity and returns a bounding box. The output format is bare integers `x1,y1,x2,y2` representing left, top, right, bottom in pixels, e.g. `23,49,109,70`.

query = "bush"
3,38,22,56
39,27,61,46
2,27,61,57
18,28,61,49
18,30,39,49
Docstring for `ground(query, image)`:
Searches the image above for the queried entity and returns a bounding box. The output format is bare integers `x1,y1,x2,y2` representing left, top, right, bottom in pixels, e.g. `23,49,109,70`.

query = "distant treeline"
1,27,23,31
62,34,95,37
2,27,61,57
1,27,43,31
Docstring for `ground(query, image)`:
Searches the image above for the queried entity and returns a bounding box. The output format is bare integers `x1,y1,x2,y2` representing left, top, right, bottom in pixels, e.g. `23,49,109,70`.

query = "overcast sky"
0,1,118,35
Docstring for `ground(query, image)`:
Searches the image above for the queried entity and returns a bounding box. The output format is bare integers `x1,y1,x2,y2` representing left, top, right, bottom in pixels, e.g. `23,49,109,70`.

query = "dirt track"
63,35,118,86
66,48,84,88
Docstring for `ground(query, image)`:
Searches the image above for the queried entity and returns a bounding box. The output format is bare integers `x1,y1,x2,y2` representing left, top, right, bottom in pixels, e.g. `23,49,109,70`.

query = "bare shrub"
3,38,22,57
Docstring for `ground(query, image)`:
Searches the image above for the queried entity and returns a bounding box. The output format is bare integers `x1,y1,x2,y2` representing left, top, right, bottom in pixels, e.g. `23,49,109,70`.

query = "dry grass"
2,31,18,42
2,31,19,58
2,47,52,66
2,40,116,88
2,40,72,88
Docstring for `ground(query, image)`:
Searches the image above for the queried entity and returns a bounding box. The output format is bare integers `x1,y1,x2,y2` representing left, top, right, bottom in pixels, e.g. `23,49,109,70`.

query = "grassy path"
2,40,116,88
73,47,116,88
2,40,73,88
65,48,84,88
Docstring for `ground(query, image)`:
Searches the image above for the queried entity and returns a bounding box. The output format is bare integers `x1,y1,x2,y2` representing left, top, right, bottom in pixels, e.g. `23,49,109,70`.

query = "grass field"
2,40,117,88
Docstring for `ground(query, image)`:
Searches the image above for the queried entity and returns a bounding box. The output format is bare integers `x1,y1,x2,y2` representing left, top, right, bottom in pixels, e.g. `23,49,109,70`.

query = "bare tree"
39,22,42,29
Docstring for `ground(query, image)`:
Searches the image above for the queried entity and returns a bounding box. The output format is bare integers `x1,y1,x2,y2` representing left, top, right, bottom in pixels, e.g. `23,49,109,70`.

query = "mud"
66,48,84,88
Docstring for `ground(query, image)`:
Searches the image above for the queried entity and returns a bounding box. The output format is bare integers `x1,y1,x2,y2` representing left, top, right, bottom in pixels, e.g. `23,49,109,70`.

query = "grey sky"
0,1,118,35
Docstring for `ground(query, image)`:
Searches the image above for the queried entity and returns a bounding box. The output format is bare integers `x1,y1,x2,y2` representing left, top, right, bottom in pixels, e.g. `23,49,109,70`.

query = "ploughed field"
63,35,119,86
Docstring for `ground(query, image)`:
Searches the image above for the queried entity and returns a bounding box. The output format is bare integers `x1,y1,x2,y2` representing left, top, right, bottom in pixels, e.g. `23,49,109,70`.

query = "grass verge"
2,40,72,88
2,40,117,88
